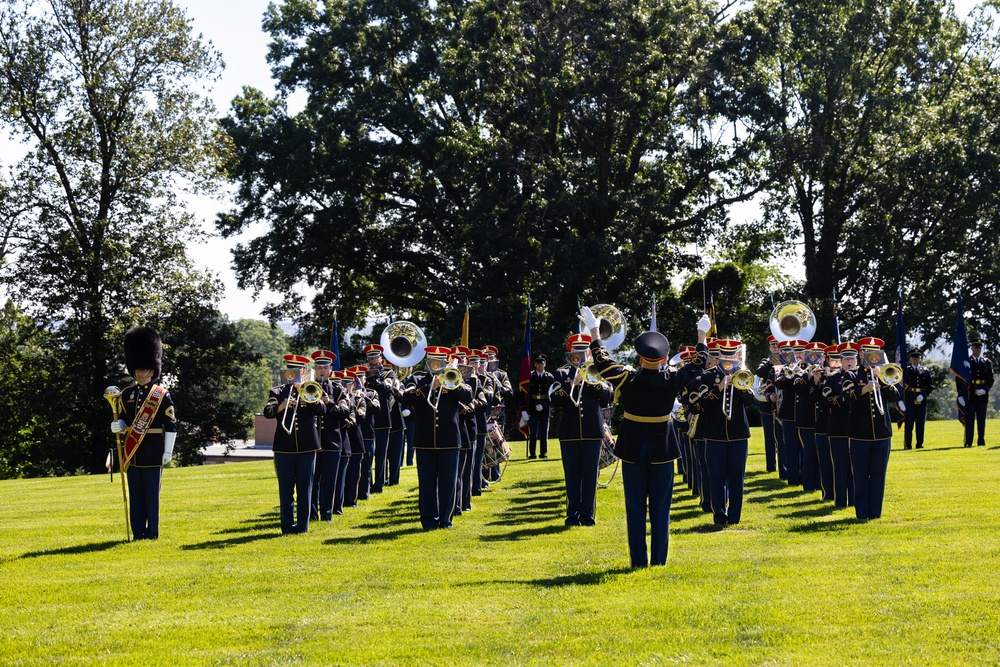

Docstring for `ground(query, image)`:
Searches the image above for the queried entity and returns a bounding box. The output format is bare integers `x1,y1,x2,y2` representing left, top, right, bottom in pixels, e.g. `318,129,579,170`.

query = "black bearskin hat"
124,326,162,381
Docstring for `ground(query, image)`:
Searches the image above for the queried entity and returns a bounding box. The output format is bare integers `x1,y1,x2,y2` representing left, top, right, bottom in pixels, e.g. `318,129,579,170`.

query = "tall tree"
219,0,768,364
725,0,1000,346
0,0,225,471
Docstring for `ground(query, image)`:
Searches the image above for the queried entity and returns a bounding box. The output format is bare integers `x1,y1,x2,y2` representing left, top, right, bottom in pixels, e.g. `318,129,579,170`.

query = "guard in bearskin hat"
111,326,177,540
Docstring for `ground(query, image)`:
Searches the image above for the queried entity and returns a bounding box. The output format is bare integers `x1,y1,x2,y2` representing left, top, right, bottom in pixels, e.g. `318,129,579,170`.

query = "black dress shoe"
539,454,548,459
565,517,581,526
528,454,537,459
916,444,924,449
580,517,595,527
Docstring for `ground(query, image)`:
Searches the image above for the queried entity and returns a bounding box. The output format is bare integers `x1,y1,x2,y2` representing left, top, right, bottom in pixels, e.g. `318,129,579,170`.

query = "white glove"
401,408,411,417
976,388,987,396
697,314,712,333
535,403,544,412
958,396,966,407
162,432,176,466
110,419,127,433
579,306,599,331
915,394,923,404
521,410,529,421
897,401,906,413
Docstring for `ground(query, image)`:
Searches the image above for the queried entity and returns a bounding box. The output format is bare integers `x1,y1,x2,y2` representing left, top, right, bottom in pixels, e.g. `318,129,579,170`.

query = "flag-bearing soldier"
959,336,993,447
549,333,613,527
903,348,934,450
843,337,902,521
263,354,325,534
111,326,177,540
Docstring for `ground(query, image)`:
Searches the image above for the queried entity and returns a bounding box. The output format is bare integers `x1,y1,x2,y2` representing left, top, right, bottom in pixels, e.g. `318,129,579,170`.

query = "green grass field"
2,421,999,666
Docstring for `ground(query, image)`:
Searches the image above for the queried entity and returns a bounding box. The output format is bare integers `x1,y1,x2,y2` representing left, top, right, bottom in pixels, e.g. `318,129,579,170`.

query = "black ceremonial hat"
635,331,670,360
532,353,547,363
908,348,923,358
124,326,162,381
970,335,984,345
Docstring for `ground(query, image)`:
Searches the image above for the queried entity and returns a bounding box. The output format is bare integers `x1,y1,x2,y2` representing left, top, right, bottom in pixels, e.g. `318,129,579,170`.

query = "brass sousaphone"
588,303,628,351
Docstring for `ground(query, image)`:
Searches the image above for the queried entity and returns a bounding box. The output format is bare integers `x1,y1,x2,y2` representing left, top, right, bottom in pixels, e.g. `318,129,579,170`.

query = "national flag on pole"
461,304,470,348
950,294,971,425
330,314,341,371
576,296,583,334
831,288,841,345
650,294,657,332
518,301,532,439
707,292,717,337
892,289,907,428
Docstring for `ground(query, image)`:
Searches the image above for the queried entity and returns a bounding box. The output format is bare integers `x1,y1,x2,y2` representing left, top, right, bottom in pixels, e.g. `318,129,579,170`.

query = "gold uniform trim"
623,412,672,423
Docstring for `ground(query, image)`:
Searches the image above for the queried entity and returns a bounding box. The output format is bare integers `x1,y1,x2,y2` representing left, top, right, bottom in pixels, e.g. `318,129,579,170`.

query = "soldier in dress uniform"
483,344,513,484
687,339,754,526
754,335,780,473
773,339,808,486
384,359,407,486
403,367,427,467
795,341,826,493
688,339,717,513
470,349,495,496
582,307,704,567
310,350,351,521
332,370,357,514
263,354,325,534
111,326,177,540
350,364,380,500
526,353,554,459
342,368,369,508
549,333,613,526
364,343,400,493
402,346,473,529
811,344,839,501
824,343,855,508
843,337,901,520
673,346,698,490
959,337,993,447
903,349,934,449
453,346,478,516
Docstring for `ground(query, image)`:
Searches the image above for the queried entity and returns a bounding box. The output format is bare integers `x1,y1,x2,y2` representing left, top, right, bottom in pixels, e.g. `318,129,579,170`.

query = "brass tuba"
588,304,628,351
769,300,817,342
380,320,427,368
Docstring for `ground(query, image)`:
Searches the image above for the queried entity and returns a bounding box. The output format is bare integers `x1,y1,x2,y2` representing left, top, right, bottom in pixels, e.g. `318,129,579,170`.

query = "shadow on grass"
676,522,728,534
486,513,562,527
324,526,424,545
507,478,565,491
19,539,122,559
180,532,285,550
479,523,570,542
522,567,634,587
788,516,861,532
669,507,710,522
777,504,838,520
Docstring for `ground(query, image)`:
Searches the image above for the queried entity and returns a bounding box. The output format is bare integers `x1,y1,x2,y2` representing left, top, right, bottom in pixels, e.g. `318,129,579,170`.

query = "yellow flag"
708,303,717,338
461,305,470,348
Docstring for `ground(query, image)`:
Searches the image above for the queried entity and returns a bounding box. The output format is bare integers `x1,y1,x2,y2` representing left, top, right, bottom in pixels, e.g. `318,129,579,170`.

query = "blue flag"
518,301,533,439
650,294,657,332
894,289,906,365
330,316,341,371
950,295,971,424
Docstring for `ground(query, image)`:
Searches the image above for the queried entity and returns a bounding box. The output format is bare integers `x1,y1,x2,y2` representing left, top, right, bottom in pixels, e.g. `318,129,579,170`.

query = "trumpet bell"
440,366,464,390
299,381,324,404
877,363,903,386
581,361,603,385
732,369,755,391
380,320,427,367
590,303,627,351
769,300,817,342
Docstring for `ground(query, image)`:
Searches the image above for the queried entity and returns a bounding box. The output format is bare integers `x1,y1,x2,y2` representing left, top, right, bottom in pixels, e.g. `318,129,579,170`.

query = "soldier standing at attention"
903,349,934,450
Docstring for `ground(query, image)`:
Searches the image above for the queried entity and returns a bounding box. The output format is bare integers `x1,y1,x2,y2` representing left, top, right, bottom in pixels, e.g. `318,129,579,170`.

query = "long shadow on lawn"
520,568,635,587
180,532,285,550
480,523,570,542
788,516,860,533
486,513,562,527
19,539,122,559
324,526,424,545
777,504,838,520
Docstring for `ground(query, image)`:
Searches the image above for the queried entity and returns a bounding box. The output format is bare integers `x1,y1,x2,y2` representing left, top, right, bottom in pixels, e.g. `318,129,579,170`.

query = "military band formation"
107,300,993,568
